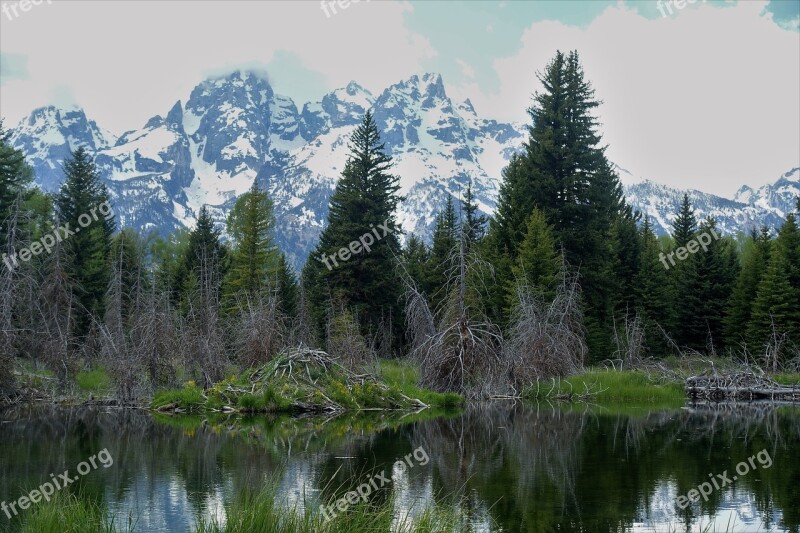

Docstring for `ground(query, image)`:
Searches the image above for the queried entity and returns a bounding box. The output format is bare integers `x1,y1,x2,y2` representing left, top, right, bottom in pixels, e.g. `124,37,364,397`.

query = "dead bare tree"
231,290,287,368
404,235,503,398
326,299,377,374
33,236,76,391
503,261,587,391
0,198,22,399
179,248,227,389
611,311,645,369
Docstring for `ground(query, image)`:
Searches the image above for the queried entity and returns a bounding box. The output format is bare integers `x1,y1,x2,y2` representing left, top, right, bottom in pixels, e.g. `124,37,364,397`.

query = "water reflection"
0,403,798,532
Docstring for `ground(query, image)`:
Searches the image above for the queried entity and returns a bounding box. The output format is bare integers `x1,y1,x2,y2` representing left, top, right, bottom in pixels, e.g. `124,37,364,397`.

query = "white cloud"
451,0,800,196
0,0,434,135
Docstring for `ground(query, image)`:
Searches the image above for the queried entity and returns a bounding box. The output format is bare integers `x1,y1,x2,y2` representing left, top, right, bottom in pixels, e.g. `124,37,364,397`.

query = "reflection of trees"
411,403,800,532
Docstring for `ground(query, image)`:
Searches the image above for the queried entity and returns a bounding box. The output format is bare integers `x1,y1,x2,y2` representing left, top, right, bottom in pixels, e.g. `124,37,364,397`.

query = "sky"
0,0,798,197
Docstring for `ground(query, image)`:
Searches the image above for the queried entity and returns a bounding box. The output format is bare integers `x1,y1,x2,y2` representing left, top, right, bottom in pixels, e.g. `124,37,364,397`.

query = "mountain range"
8,70,799,268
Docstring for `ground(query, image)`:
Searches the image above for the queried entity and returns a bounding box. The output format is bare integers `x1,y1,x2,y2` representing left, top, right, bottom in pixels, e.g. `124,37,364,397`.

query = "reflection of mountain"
0,405,798,531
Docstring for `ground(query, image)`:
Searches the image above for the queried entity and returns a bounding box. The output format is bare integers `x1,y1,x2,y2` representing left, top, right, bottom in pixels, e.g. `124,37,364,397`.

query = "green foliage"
175,205,228,311
524,370,685,406
0,120,34,249
306,111,404,350
511,208,558,301
275,253,298,317
748,214,800,355
725,227,771,347
426,196,458,312
488,50,627,359
676,218,739,352
55,147,115,338
672,194,698,248
635,218,677,354
75,368,112,394
224,181,278,301
461,179,487,249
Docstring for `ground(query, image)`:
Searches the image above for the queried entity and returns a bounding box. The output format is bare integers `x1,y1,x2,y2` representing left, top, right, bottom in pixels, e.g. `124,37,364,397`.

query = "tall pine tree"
56,147,115,338
487,50,627,358
306,111,403,351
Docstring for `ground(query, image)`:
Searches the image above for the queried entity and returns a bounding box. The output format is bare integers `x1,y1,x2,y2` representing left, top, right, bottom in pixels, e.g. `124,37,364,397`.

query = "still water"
1,403,798,532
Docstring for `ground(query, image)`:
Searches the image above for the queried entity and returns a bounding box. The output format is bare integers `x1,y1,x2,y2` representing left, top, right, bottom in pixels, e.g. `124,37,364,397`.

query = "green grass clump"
76,368,112,394
525,370,685,406
196,483,465,533
14,491,131,533
380,360,465,409
772,373,800,386
152,382,206,411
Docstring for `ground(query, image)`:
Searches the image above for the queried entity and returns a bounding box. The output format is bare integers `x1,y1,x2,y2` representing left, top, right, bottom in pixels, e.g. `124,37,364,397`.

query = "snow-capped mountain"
623,167,799,237
8,70,799,268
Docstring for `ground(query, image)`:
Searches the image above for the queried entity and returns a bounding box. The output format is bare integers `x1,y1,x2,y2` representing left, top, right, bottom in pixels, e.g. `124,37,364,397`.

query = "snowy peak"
9,105,116,191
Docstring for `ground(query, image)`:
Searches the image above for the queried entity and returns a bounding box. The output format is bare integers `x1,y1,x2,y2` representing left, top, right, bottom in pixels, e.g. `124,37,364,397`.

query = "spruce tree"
224,182,278,300
512,208,558,299
307,111,403,350
461,180,487,249
401,233,430,293
748,214,800,352
489,50,626,358
56,147,115,338
0,122,33,250
427,196,458,312
672,194,697,248
635,218,677,354
725,227,771,347
677,218,738,352
176,205,228,310
275,253,298,318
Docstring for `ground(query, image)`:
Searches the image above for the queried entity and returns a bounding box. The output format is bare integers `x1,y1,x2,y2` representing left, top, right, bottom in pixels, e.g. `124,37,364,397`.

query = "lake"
1,403,798,532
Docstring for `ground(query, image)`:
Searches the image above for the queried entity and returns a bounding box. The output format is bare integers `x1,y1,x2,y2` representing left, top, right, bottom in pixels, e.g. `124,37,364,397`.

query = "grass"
196,482,465,533
13,483,466,533
379,360,464,409
772,373,800,386
524,369,685,406
75,368,112,395
12,491,133,533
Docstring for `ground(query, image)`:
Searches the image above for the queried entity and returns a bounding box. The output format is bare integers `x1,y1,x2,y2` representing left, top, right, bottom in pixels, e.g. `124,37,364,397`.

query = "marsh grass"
525,370,685,405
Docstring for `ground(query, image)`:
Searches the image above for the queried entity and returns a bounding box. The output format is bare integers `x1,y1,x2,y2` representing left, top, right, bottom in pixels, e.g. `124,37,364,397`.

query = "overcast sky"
1,0,798,197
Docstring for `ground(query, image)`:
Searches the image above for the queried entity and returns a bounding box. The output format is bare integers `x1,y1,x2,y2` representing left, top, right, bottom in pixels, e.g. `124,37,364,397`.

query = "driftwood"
686,371,800,402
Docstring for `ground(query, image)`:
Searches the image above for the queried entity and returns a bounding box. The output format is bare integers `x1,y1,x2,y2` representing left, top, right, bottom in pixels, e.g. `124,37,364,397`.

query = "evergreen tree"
461,180,487,249
0,122,34,250
275,253,298,317
672,194,697,248
677,218,738,352
489,50,626,358
176,205,228,310
55,147,115,338
512,208,558,300
725,227,771,347
224,182,278,300
427,196,458,312
748,214,800,352
635,218,677,354
610,208,642,316
307,111,403,350
401,233,430,292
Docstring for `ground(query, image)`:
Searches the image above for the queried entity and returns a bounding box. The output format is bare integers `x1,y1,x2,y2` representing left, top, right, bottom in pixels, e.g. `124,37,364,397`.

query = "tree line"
1,50,798,401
